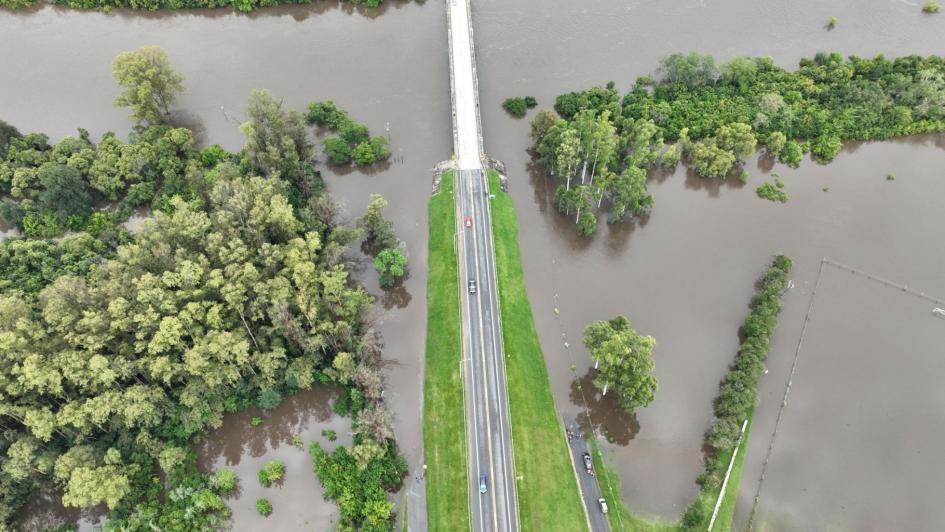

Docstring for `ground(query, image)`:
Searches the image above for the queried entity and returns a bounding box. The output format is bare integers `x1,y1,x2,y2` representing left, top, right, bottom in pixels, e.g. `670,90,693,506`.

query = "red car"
465,216,472,228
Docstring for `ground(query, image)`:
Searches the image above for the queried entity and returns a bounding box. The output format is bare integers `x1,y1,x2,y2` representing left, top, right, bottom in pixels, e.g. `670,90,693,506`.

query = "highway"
446,0,519,529
456,168,518,532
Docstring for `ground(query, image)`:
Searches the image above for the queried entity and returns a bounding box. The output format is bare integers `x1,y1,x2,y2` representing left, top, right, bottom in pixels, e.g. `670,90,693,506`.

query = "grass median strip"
423,171,470,531
487,169,588,532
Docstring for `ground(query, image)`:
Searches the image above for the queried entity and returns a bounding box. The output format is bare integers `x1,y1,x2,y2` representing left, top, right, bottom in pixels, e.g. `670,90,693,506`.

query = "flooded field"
196,387,353,531
736,265,945,531
3,0,945,527
473,0,945,520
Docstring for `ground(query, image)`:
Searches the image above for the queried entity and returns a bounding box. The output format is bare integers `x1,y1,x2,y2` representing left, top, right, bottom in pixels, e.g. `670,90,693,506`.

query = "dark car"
479,474,488,494
468,279,477,294
583,452,592,471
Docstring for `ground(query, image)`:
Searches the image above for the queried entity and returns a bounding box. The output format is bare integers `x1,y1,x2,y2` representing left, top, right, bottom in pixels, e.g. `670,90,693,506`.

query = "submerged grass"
422,171,470,531
487,169,587,531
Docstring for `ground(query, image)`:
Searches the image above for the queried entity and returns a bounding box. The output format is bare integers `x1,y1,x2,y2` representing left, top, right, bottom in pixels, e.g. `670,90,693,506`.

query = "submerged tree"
583,315,657,414
112,46,184,125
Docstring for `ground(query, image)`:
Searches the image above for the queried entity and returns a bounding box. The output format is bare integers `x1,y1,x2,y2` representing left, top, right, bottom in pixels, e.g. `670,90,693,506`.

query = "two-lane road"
456,168,518,532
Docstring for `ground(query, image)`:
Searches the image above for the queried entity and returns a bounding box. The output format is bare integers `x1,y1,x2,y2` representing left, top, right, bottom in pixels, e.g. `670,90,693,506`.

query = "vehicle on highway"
468,279,477,294
479,474,488,494
465,215,472,228
583,452,592,471
598,498,608,514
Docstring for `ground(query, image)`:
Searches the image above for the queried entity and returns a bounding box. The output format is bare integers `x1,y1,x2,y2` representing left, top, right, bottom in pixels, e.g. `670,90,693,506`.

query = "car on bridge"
465,215,472,228
479,474,488,494
468,279,477,294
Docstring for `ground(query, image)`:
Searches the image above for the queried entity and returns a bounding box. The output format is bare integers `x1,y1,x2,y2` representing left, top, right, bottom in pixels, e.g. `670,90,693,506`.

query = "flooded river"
3,0,945,528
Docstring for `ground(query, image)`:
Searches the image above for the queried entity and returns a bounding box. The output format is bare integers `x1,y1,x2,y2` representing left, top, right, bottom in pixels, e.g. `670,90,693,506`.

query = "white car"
598,498,608,514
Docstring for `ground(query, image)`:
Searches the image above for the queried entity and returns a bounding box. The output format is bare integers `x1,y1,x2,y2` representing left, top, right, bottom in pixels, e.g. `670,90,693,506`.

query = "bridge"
445,0,518,530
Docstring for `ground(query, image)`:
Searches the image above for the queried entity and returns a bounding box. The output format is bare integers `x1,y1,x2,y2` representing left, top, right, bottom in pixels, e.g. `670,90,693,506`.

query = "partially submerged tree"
112,46,184,125
583,315,657,414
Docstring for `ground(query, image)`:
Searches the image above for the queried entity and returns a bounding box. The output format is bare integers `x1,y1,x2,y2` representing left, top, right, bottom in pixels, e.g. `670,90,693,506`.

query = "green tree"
323,137,353,165
256,498,273,516
779,140,803,168
358,194,398,252
353,141,376,166
765,131,787,157
112,46,184,125
373,248,407,287
582,315,658,414
502,97,528,118
529,109,560,143
715,123,757,160
37,164,92,220
241,89,312,184
258,460,285,486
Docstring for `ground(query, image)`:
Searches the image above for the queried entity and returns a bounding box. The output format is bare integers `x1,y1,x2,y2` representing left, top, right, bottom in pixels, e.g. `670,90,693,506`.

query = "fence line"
746,258,825,530
747,257,944,529
823,258,945,306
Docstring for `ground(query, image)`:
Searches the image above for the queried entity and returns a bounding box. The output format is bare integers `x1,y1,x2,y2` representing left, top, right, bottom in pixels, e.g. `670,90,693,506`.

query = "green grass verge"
422,171,470,531
710,415,752,531
487,170,588,532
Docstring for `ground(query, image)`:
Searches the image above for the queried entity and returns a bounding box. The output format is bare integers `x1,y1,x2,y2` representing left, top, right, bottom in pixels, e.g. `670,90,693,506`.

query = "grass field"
487,169,588,532
422,171,470,531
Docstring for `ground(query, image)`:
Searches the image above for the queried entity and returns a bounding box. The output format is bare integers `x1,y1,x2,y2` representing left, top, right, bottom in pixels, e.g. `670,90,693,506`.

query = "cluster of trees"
0,120,221,239
0,0,384,13
306,101,391,167
0,48,406,531
680,255,792,529
582,315,657,415
310,438,406,532
756,178,788,203
502,96,537,118
359,194,407,288
534,52,945,234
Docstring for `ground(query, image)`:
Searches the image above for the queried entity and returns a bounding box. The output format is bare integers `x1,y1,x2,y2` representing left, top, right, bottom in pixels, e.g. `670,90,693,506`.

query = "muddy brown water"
1,2,448,528
473,0,945,523
3,0,945,528
196,386,353,531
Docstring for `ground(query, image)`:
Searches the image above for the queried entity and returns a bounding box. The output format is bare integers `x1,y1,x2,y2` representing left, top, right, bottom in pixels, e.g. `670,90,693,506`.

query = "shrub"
323,138,352,165
353,142,376,166
923,0,940,13
502,97,529,118
810,134,842,164
258,389,282,410
826,16,838,29
306,101,349,129
756,182,788,203
369,136,390,161
523,96,538,108
779,141,803,168
250,417,263,427
210,469,237,495
258,460,285,487
256,498,272,516
322,429,338,442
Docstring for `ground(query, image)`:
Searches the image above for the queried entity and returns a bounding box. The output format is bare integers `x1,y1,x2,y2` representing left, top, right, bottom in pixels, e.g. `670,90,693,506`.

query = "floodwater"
738,265,945,531
196,386,353,530
1,2,448,528
3,0,945,528
473,0,945,521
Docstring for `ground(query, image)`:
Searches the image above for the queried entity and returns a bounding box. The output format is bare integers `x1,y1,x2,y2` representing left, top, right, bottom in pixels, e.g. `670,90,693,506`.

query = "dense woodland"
0,0,384,13
0,48,406,530
532,52,945,235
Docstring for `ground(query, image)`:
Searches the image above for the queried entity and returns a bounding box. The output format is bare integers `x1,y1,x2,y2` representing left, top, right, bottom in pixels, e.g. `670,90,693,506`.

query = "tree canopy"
582,315,657,414
112,46,185,126
535,52,945,234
